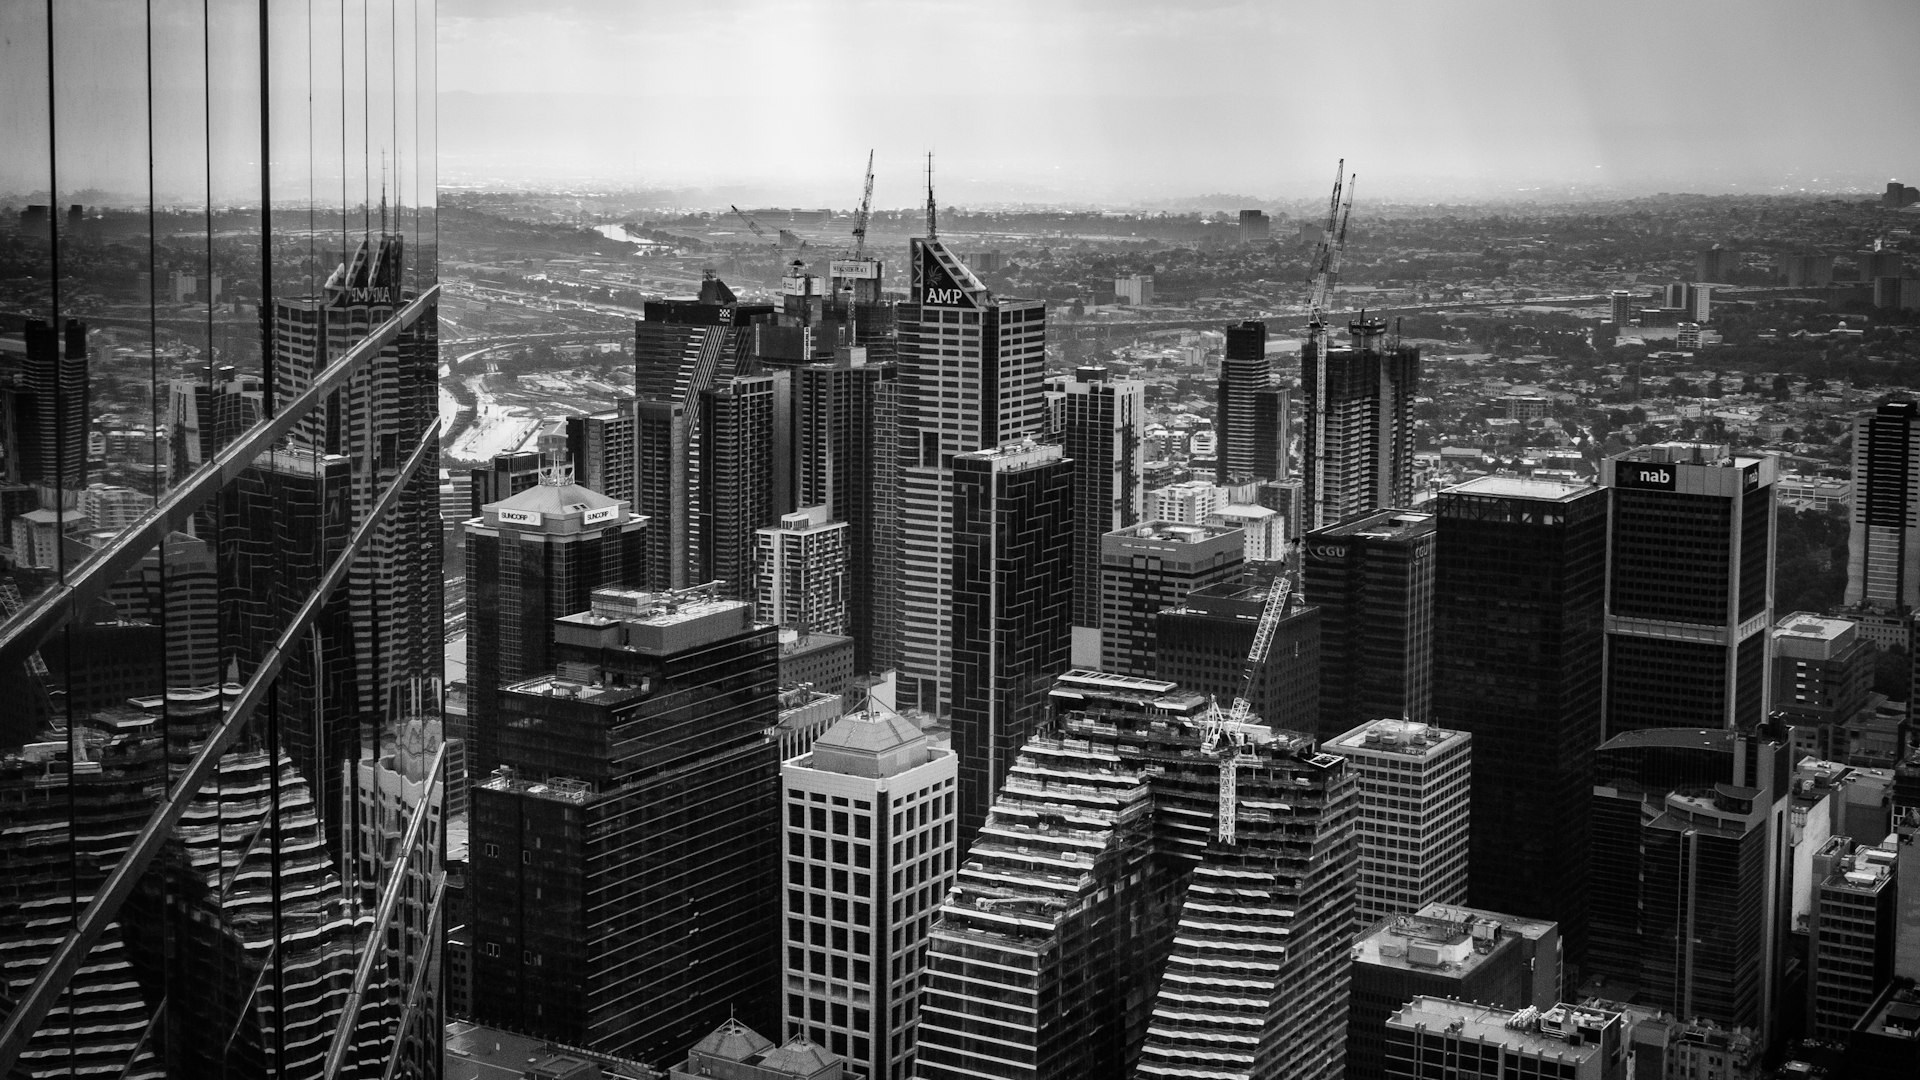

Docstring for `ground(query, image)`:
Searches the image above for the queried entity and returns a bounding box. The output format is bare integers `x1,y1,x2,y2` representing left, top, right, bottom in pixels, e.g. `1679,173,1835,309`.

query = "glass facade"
0,3,441,1077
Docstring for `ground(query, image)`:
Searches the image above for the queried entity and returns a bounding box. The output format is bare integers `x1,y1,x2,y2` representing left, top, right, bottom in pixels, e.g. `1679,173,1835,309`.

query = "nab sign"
1615,460,1676,490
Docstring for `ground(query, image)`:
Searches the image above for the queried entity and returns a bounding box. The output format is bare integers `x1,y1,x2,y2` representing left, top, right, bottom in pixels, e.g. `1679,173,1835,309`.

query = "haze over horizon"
441,0,1920,207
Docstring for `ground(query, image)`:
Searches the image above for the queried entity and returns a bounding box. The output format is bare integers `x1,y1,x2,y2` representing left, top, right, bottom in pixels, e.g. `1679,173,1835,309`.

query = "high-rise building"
1588,726,1793,1043
1059,366,1145,642
1099,521,1244,678
1808,836,1901,1040
916,672,1357,1080
1610,289,1635,327
1697,246,1737,282
471,587,781,1063
1603,444,1776,736
756,504,848,635
1326,719,1472,930
696,370,793,599
1434,476,1608,959
1847,400,1920,611
1346,906,1561,1080
795,350,895,671
1300,318,1419,532
635,397,691,590
1239,209,1271,244
470,448,546,517
1303,508,1436,738
1215,320,1289,484
780,705,957,1078
566,403,636,506
1153,580,1320,733
1382,999,1626,1080
1773,612,1876,760
949,441,1073,844
462,470,647,777
895,239,1047,714
0,6,443,1075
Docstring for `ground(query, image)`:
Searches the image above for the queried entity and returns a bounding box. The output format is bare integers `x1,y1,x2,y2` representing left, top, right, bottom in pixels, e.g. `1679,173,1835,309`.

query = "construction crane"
1303,161,1356,534
730,204,808,252
1199,578,1293,844
851,149,875,259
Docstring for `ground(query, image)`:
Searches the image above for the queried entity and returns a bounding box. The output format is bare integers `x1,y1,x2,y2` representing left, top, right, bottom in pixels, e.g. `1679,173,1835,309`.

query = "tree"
1705,378,1724,398
1772,375,1792,401
1667,376,1693,397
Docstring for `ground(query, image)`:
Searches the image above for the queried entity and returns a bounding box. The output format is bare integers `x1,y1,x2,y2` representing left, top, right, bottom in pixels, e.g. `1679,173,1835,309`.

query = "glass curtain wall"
0,2,441,1077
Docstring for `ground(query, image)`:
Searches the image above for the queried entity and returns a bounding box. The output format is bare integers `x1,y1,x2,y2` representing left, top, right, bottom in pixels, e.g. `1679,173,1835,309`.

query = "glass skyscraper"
0,3,441,1077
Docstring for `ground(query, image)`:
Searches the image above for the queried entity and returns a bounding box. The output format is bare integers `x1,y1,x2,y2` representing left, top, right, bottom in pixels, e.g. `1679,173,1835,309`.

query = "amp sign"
1614,460,1676,490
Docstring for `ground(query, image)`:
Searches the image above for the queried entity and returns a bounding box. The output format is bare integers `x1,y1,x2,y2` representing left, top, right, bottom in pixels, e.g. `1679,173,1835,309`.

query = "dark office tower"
566,402,636,506
1697,246,1736,282
1610,289,1635,327
696,371,793,599
1434,476,1608,960
795,349,893,670
1062,367,1146,637
896,239,1047,714
950,441,1073,845
1216,320,1289,484
1847,400,1920,611
1300,318,1419,532
3,318,89,502
462,472,647,777
1303,508,1436,738
1808,836,1900,1041
167,364,263,482
471,587,780,1062
1099,522,1245,678
1603,444,1777,736
1589,726,1793,1044
635,398,691,590
0,6,440,1075
1239,209,1272,244
470,448,546,517
1154,581,1320,731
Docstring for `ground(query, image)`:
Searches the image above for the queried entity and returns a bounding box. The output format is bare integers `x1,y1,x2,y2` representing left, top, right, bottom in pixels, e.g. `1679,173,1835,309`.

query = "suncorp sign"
1614,460,1676,490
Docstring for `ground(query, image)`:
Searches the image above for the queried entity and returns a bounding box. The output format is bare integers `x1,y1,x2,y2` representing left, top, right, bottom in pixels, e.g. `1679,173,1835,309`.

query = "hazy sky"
443,0,1920,204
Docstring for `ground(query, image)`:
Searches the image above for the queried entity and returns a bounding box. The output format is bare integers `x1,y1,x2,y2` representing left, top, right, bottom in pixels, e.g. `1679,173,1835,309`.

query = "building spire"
925,152,937,240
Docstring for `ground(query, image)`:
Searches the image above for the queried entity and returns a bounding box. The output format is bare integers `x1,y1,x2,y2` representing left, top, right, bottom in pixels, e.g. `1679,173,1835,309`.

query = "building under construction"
1300,318,1421,533
913,670,1357,1080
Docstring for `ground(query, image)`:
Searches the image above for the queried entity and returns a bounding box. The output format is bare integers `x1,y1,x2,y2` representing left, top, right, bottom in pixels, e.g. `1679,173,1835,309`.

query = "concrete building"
1099,521,1245,678
1216,320,1289,484
756,505,849,636
1772,612,1877,761
1382,999,1626,1080
779,629,857,708
1808,835,1900,1040
1303,508,1436,739
780,706,956,1078
1113,273,1154,306
1210,502,1282,562
567,403,636,506
1327,719,1473,929
1300,317,1419,531
1848,400,1920,611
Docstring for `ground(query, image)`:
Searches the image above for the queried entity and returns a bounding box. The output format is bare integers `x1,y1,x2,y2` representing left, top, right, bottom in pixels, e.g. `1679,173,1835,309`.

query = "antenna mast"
925,152,937,239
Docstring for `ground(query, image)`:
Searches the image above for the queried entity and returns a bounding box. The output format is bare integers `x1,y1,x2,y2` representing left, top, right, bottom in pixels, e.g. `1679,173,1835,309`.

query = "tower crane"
851,150,875,260
729,204,772,244
1303,161,1356,534
1199,578,1293,844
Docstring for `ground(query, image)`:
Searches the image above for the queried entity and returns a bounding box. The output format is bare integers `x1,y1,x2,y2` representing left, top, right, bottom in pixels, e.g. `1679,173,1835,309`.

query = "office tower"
695,370,793,598
1808,836,1900,1040
1603,444,1777,735
1589,726,1792,1043
471,587,781,1062
462,470,647,776
470,448,546,517
1303,508,1436,738
1300,318,1419,532
1847,979,1920,1078
167,364,263,481
950,441,1073,843
1099,521,1244,678
669,1020,847,1080
1610,289,1635,327
1860,247,1906,283
1697,246,1736,282
4,318,89,501
1113,274,1154,306
1347,906,1561,1080
780,705,957,1078
1154,580,1320,732
1848,400,1920,610
1780,253,1836,287
795,351,894,670
1060,366,1146,643
756,505,849,635
566,403,636,506
868,367,903,674
1383,1000,1626,1080
1215,321,1290,484
1326,719,1472,930
895,239,1047,714
1239,209,1272,243
917,672,1357,1080
1434,476,1608,958
1774,612,1875,760
635,397,691,589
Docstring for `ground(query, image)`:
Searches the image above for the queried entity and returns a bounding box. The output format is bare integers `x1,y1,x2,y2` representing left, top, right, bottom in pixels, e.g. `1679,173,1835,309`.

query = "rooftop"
1315,508,1435,541
1775,611,1856,643
1444,475,1596,502
1104,520,1241,544
1387,998,1621,1061
1329,718,1471,759
445,1020,652,1080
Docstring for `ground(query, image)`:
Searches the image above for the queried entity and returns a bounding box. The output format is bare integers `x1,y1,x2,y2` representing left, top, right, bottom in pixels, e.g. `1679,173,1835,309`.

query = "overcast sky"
442,0,1920,204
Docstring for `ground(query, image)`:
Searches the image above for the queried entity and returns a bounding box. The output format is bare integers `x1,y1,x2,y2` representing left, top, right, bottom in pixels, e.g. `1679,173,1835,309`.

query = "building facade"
1153,581,1320,734
1060,366,1146,638
1303,508,1436,738
1326,719,1473,930
756,504,849,636
1847,399,1920,611
1099,521,1245,678
1216,320,1289,484
1300,318,1419,532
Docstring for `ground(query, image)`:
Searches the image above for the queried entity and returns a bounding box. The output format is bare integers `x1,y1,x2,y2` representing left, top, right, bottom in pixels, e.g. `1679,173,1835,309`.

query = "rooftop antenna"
925,152,937,239
379,150,388,237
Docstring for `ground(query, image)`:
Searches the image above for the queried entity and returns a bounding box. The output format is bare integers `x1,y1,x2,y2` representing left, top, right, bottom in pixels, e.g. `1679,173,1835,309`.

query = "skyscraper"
895,239,1047,714
1326,719,1473,931
1099,521,1245,678
695,369,793,598
566,403,637,506
756,504,849,635
949,440,1073,843
1603,444,1776,736
0,4,443,1075
1060,366,1146,644
1303,508,1436,738
1847,400,1920,611
1216,320,1289,484
1153,580,1320,733
1300,318,1419,532
1434,476,1608,960
795,350,894,670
